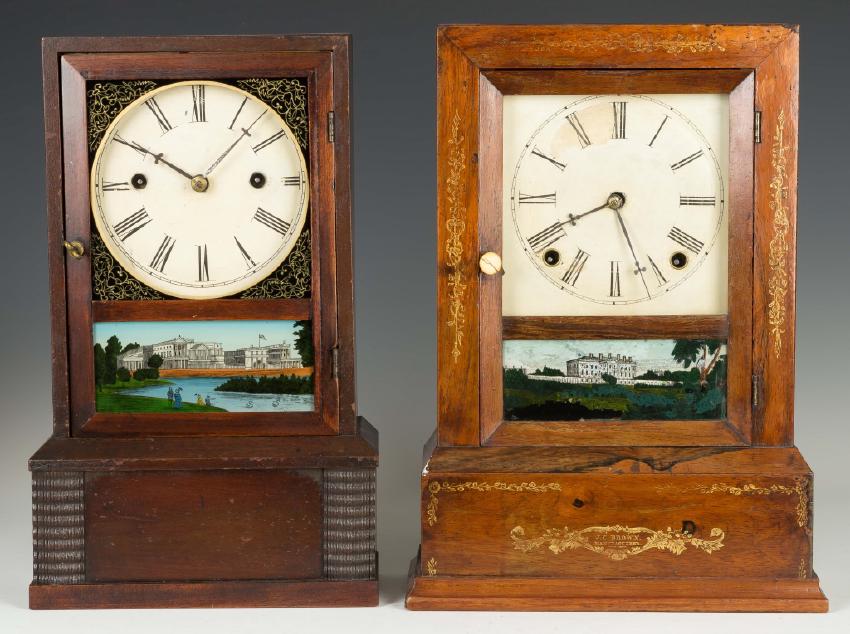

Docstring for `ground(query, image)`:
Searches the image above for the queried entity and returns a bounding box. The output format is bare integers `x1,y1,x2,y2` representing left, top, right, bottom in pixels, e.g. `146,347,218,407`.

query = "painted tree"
104,335,122,385
671,340,723,388
146,353,163,379
293,320,314,367
93,343,106,390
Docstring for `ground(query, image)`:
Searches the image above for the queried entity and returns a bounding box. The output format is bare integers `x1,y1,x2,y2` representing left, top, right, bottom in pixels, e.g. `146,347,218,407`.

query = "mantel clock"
406,24,827,612
29,36,377,609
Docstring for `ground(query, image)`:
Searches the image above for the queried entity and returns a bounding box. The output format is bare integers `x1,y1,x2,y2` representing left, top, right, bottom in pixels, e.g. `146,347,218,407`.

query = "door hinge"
327,111,335,143
754,111,762,144
331,345,339,379
752,373,760,408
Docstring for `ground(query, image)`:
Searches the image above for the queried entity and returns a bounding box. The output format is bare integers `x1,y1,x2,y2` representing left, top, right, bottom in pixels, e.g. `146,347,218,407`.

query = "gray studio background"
0,0,848,627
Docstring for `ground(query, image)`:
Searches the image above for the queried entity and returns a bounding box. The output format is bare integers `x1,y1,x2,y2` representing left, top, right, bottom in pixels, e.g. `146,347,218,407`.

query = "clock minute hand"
114,136,195,181
613,208,651,299
205,110,268,176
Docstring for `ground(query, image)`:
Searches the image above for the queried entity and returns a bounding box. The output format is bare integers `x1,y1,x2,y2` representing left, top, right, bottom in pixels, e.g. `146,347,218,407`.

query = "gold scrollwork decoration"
533,31,726,55
91,233,167,300
87,80,159,154
236,78,308,152
511,524,726,561
426,557,437,576
237,228,312,299
799,556,808,579
426,480,561,527
444,110,467,362
767,108,790,359
696,477,809,531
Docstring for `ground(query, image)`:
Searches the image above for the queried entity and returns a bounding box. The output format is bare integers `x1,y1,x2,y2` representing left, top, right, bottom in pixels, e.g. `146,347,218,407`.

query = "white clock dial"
503,94,729,316
90,80,309,299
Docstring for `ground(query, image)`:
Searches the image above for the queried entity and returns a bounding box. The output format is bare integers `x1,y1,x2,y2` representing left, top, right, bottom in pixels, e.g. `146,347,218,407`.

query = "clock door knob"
63,240,85,259
479,251,503,275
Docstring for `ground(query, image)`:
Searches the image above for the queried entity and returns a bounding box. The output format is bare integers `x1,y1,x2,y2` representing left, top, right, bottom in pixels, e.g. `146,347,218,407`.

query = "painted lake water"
120,376,314,412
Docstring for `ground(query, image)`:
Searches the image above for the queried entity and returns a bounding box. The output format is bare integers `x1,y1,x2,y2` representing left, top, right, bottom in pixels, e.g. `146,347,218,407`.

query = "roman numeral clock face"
503,94,729,316
91,80,309,299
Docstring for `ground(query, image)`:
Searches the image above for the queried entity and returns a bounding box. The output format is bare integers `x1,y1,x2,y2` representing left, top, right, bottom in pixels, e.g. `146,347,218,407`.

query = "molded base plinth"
31,578,378,609
405,554,827,612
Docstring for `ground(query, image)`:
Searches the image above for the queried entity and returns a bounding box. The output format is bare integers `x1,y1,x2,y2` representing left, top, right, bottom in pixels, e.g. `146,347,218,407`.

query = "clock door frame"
436,25,799,448
45,37,356,437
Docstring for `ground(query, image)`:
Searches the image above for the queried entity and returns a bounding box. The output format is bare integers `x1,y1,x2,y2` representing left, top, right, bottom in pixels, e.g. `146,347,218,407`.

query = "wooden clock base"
406,554,825,612
405,439,827,612
29,418,378,610
31,578,377,610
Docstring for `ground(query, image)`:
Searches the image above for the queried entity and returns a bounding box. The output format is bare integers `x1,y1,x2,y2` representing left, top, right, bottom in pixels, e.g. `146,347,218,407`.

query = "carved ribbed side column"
32,471,85,584
323,469,376,579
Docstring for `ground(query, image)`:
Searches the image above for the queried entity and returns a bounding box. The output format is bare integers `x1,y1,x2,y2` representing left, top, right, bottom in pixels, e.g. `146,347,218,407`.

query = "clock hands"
114,136,197,183
205,110,267,176
611,206,651,299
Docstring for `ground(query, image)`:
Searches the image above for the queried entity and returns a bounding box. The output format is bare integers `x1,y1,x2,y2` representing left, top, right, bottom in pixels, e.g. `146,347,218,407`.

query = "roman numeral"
668,226,704,254
191,85,206,122
561,249,589,286
609,261,621,297
566,112,591,148
649,115,669,147
283,176,301,186
647,254,668,286
113,207,152,241
228,96,248,130
612,101,627,139
679,195,716,206
144,97,173,133
113,135,148,158
252,129,286,152
149,235,176,272
527,222,566,251
254,207,291,236
101,180,130,191
671,149,704,171
518,192,556,205
197,244,209,282
234,236,256,268
530,147,566,171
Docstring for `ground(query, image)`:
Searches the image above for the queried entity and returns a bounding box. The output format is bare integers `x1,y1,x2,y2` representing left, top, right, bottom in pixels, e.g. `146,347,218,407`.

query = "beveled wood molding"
44,36,356,437
438,23,797,69
436,24,796,449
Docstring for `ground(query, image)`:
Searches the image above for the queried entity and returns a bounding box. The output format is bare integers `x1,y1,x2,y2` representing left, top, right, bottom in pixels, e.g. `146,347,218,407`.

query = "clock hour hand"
205,110,267,176
114,136,195,181
612,208,651,299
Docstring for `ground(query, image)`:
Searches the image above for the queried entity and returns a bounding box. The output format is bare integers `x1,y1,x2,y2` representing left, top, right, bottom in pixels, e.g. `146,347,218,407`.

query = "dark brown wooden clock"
406,24,827,612
29,35,377,609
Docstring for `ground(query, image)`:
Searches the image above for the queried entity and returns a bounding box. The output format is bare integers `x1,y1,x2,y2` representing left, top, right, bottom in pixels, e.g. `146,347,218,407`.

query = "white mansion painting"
503,339,727,421
93,320,314,413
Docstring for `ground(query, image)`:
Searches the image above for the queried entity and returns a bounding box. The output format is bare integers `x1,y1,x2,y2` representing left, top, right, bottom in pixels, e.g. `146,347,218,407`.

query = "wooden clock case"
406,24,827,612
30,35,378,609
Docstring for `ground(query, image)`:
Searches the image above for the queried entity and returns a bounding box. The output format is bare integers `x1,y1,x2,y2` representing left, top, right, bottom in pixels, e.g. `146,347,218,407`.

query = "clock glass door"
484,72,754,445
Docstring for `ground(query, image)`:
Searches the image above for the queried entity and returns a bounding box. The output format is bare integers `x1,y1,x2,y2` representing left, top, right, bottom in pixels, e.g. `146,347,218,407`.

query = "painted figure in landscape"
503,339,727,421
92,320,314,413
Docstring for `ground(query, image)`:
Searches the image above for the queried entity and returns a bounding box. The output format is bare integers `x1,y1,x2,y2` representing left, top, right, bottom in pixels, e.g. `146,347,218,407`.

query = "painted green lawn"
95,379,226,413
96,392,226,413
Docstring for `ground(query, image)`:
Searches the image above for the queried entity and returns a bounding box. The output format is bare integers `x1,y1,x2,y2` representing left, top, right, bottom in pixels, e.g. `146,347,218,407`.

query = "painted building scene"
503,339,726,421
94,320,314,414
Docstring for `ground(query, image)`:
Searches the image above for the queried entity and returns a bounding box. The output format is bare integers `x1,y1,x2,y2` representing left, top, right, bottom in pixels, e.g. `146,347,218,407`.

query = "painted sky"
94,320,301,350
503,340,727,374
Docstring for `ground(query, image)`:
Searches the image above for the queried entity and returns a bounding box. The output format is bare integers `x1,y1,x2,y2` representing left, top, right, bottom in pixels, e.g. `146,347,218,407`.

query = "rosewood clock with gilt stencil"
29,36,377,609
406,24,827,612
